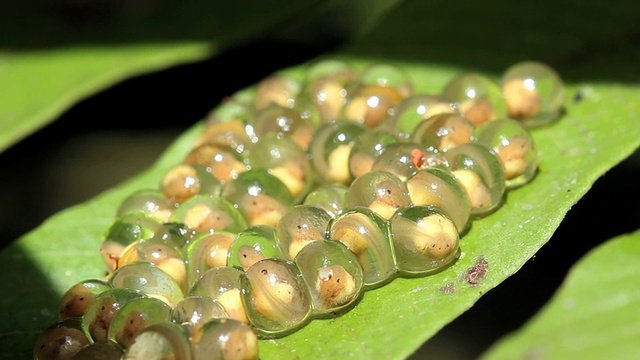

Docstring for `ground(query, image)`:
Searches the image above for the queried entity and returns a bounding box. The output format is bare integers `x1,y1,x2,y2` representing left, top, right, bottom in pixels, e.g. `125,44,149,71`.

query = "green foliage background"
0,1,638,359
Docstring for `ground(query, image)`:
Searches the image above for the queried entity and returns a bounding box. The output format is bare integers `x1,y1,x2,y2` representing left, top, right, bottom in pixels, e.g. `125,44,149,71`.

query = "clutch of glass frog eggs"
34,59,565,360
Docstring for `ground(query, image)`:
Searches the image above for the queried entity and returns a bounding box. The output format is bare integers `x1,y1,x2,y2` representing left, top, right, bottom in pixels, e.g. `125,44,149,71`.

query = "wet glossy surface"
406,167,472,233
473,119,538,188
124,323,192,360
441,72,507,126
108,296,172,348
390,206,460,275
328,208,396,287
241,258,311,335
443,143,506,217
294,239,364,314
501,61,565,127
33,59,562,358
346,170,410,220
276,205,333,260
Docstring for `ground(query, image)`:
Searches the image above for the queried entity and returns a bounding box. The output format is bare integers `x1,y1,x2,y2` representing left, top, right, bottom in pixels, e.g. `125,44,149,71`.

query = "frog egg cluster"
34,59,564,360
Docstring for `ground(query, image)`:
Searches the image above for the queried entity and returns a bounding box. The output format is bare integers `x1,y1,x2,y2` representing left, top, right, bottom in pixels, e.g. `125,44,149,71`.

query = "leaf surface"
481,229,640,360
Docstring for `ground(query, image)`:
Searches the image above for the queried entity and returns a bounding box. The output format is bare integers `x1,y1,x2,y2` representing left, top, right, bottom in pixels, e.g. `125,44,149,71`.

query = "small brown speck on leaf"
464,256,489,286
439,282,456,294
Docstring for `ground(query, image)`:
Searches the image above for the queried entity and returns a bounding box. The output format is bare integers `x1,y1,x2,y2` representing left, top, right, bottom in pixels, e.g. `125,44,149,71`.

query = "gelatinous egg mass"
58,279,112,320
501,61,565,127
172,296,229,329
241,259,311,335
441,72,507,126
34,319,90,360
276,205,332,260
346,170,410,220
443,143,506,217
189,266,249,324
223,169,295,228
473,118,538,188
35,59,563,360
328,208,396,287
391,206,460,275
228,225,285,271
406,168,472,233
309,121,367,185
294,240,364,314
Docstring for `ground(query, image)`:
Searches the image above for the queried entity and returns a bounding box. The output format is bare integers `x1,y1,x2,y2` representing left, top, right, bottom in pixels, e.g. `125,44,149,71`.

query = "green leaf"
1,0,639,359
481,229,640,360
0,44,211,153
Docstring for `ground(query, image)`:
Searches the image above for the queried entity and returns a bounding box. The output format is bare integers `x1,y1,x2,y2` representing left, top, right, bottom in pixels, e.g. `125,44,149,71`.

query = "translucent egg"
443,143,506,217
222,169,295,227
100,213,173,272
228,225,286,271
501,61,565,127
117,240,187,294
252,104,315,150
381,93,457,139
170,194,248,235
189,266,249,324
72,340,123,360
328,207,396,287
275,205,332,260
196,117,253,153
411,112,476,152
241,258,311,336
245,133,314,202
291,94,323,129
203,97,255,128
81,288,144,343
116,189,173,223
441,72,507,126
58,279,112,320
253,74,301,110
151,221,192,248
348,129,399,179
184,143,247,184
390,205,460,275
341,84,406,128
124,323,192,360
161,163,223,204
473,118,538,188
191,318,259,360
294,239,364,314
33,318,90,360
298,57,357,123
346,170,410,220
357,62,414,98
309,121,367,185
107,296,172,348
184,231,237,286
109,262,185,306
302,183,349,218
371,142,444,182
406,168,472,234
171,295,229,329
